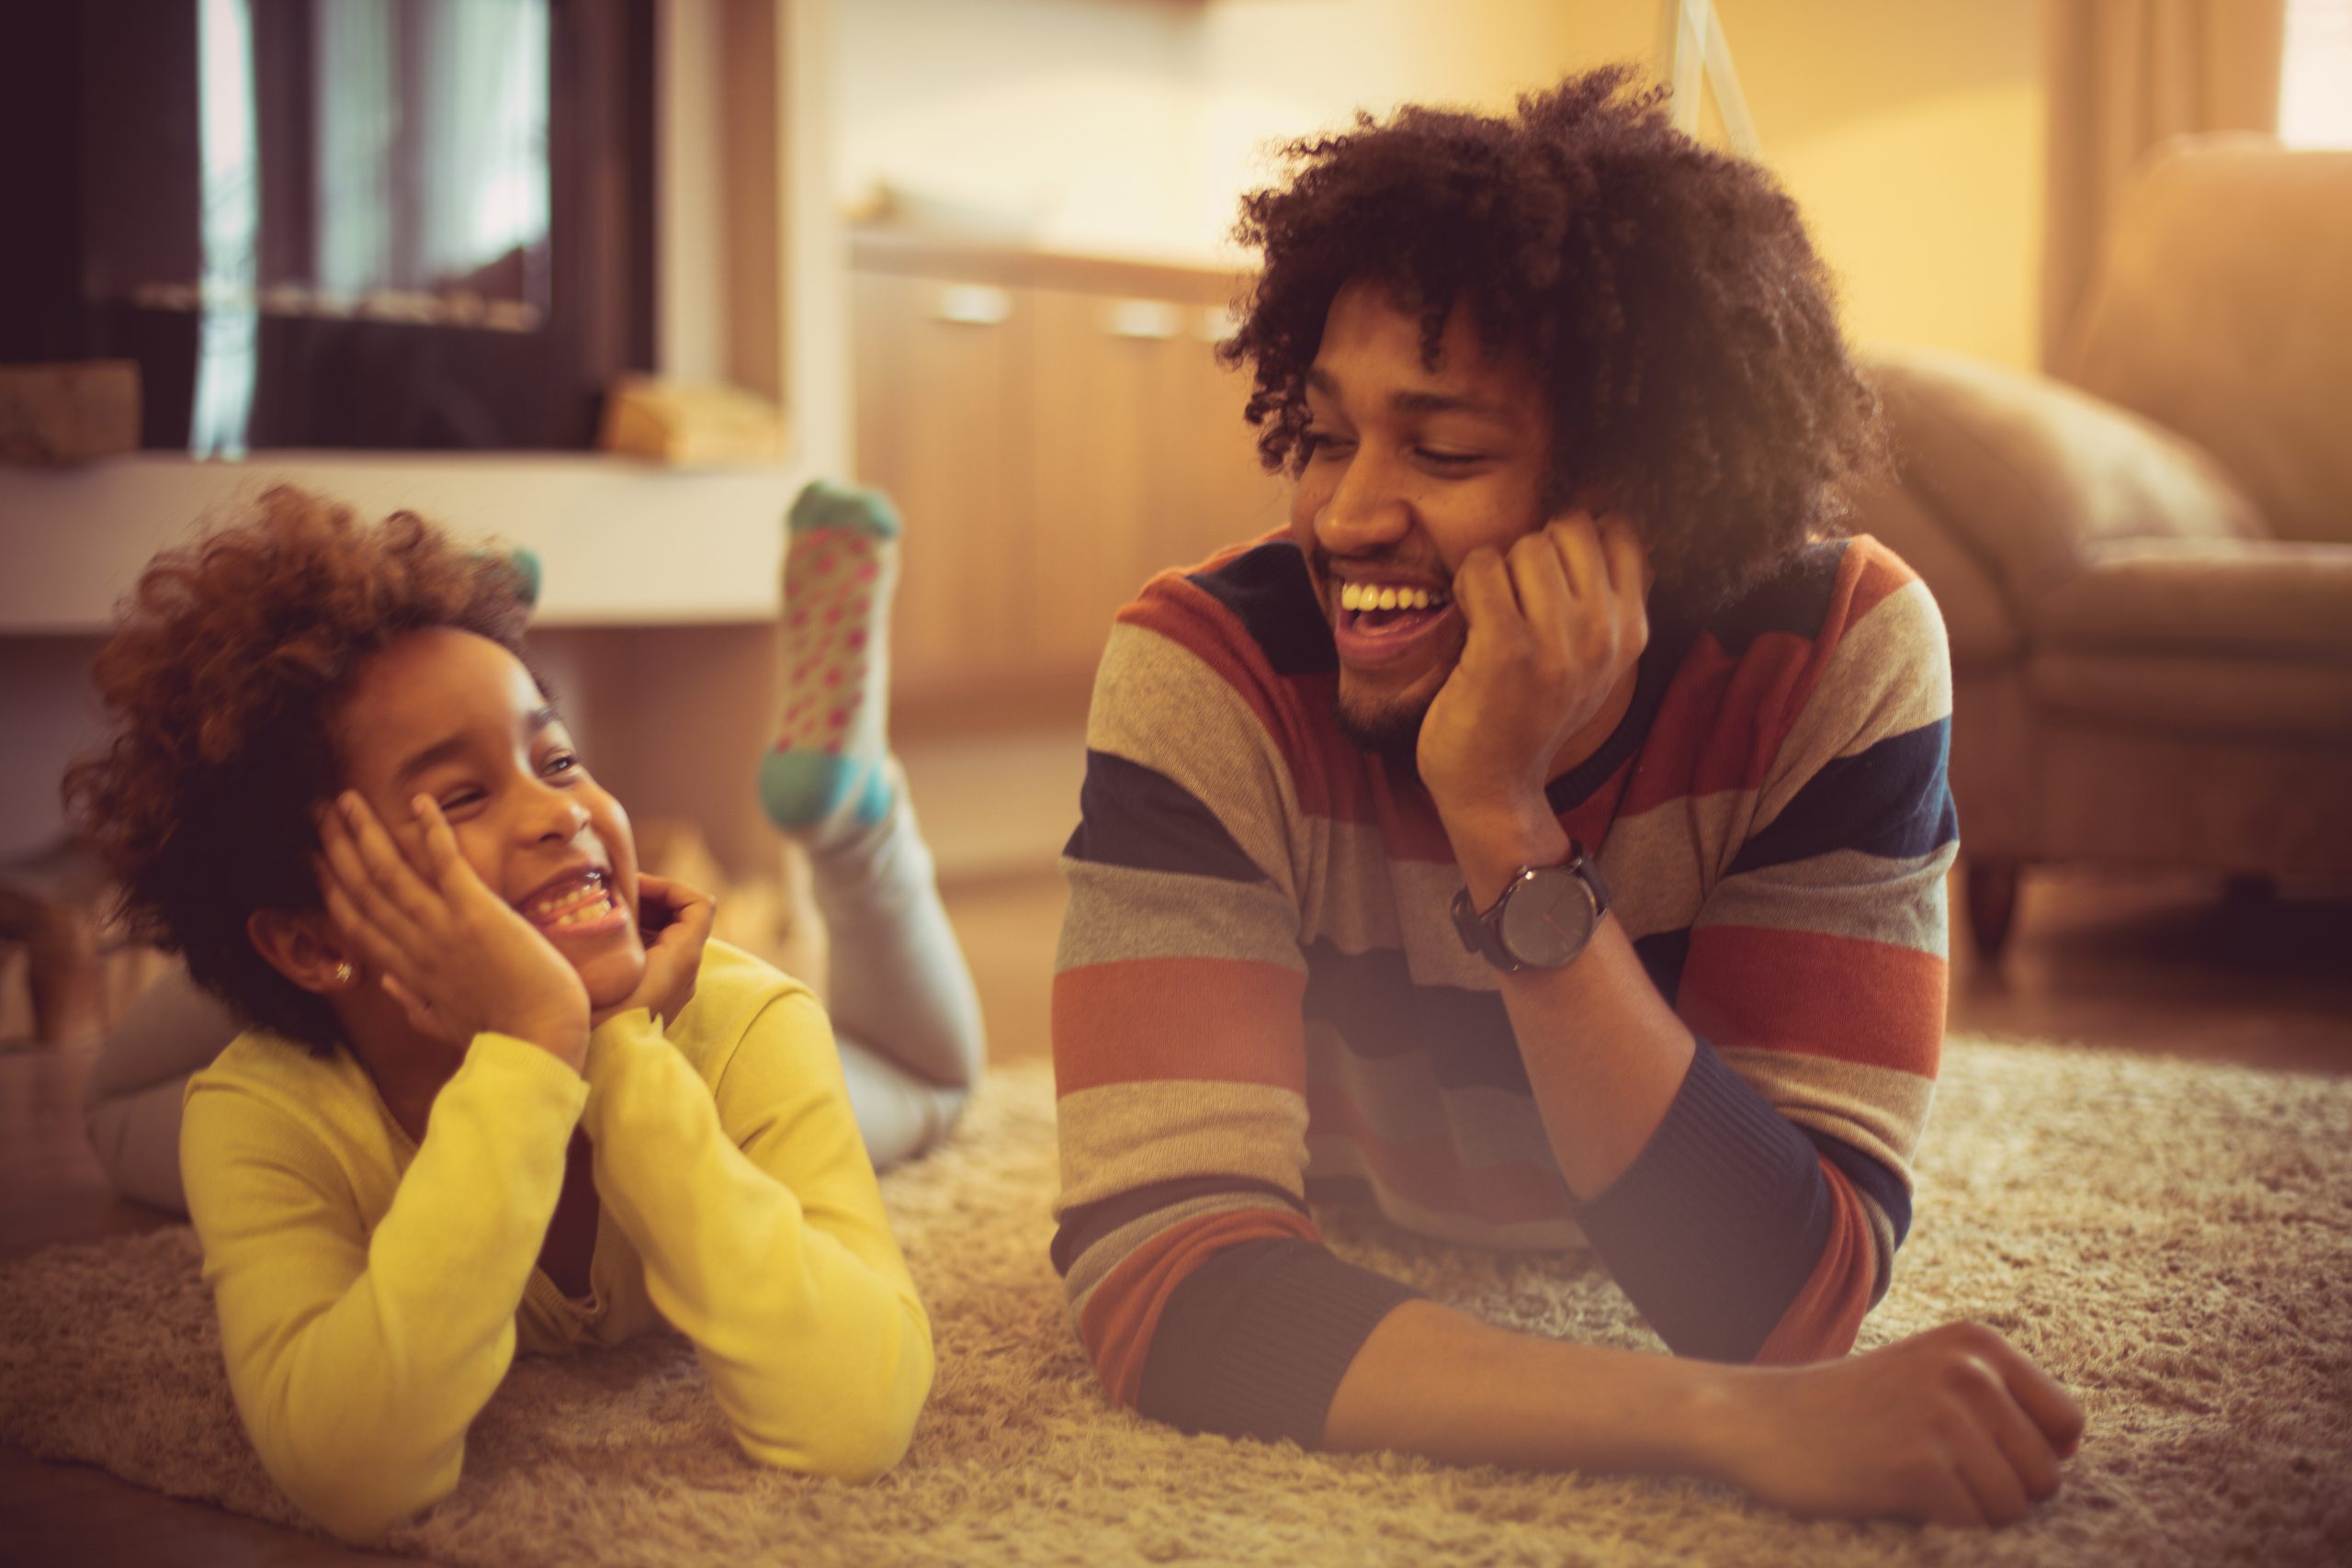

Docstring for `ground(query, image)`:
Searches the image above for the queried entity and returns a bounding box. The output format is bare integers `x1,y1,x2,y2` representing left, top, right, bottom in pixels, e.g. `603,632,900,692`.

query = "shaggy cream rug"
3,1041,2348,1567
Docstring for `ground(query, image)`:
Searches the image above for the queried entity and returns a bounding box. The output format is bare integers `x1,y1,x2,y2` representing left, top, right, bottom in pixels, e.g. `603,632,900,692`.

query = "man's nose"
1315,447,1412,556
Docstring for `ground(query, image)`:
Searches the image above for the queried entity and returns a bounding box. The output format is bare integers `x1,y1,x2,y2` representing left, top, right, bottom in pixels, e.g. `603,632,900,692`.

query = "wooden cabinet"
852,268,1044,702
850,235,1288,722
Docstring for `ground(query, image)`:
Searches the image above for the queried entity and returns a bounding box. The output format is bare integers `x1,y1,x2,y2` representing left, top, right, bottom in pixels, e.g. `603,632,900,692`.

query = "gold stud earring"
333,960,355,987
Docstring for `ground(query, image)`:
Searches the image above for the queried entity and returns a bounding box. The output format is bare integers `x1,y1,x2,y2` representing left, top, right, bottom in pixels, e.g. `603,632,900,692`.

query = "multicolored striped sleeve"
1577,539,1955,1365
1052,581,1419,1443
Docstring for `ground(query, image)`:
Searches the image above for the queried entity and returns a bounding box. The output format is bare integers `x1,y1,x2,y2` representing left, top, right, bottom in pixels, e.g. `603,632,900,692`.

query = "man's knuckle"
1955,1319,2005,1350
1924,1320,1978,1355
1940,1356,1996,1397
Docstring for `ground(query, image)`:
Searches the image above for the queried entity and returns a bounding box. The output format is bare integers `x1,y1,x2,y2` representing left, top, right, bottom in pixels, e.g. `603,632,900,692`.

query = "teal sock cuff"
789,479,902,542
853,758,895,827
759,749,896,831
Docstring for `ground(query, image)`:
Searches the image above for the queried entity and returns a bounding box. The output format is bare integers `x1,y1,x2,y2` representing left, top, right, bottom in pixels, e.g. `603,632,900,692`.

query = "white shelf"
0,451,805,633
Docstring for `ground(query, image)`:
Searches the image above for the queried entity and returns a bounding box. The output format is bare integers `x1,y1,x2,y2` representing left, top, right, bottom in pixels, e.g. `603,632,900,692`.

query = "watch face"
1498,864,1599,967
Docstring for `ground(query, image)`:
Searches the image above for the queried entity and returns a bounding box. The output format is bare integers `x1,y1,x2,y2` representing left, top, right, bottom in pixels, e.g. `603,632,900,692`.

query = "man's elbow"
1747,1288,1873,1366
1748,1318,1862,1366
1740,1190,1884,1365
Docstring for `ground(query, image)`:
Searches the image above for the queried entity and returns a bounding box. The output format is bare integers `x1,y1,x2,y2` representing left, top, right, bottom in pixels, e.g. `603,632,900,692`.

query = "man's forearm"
1322,1297,1731,1475
1323,1294,2088,1529
1442,797,1695,1198
1446,807,1852,1361
1499,912,1863,1360
1498,918,1695,1197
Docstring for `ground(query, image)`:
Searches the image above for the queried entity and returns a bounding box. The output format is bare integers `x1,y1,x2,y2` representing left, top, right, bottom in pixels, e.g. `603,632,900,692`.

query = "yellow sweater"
180,941,933,1542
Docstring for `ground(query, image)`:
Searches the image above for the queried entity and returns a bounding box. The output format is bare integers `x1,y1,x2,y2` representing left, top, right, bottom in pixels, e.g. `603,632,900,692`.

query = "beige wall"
834,0,1215,259
838,0,2046,367
1715,0,2045,370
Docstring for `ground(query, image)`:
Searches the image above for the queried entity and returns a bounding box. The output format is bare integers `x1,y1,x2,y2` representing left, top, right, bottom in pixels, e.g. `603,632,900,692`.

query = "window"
2280,0,2352,148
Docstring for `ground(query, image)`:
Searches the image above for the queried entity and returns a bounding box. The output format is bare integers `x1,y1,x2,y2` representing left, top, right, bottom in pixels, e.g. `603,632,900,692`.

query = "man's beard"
1332,680,1431,764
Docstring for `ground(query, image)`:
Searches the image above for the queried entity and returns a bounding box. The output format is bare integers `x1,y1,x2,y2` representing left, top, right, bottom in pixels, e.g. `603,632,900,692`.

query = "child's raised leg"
758,481,984,1165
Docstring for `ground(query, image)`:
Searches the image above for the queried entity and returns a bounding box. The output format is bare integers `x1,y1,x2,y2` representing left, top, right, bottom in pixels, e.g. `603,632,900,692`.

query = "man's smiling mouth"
1329,578,1458,669
1336,580,1453,640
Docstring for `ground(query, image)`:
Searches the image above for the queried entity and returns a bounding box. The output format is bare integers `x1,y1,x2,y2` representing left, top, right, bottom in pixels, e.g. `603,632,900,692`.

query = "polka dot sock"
757,480,901,832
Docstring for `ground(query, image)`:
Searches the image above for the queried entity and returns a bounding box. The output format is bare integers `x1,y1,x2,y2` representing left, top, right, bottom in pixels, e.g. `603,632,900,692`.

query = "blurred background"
2,0,2348,1069
1,8,2349,1552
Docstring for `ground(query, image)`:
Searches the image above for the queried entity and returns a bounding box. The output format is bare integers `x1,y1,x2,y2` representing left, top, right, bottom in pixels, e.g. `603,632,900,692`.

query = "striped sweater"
1051,531,1956,1445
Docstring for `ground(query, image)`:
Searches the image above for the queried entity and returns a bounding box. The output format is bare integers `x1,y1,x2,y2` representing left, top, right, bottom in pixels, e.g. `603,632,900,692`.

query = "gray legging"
84,783,986,1213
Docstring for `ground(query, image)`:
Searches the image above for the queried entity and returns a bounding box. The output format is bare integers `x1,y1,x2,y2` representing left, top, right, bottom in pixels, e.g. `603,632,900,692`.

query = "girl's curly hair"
1223,65,1885,612
63,486,535,1050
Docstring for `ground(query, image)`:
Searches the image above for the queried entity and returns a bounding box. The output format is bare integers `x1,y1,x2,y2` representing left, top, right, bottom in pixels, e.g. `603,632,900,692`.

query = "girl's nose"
522,781,590,843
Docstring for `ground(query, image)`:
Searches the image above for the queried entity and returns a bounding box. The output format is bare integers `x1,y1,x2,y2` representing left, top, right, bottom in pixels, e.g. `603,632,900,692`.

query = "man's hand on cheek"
1417,512,1650,881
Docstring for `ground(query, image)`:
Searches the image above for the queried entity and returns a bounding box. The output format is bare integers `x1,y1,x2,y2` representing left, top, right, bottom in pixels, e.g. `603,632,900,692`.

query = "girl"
65,483,984,1541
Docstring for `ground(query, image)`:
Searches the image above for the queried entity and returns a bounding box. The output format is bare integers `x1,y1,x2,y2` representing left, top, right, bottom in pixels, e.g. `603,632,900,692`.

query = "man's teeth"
1338,582,1448,614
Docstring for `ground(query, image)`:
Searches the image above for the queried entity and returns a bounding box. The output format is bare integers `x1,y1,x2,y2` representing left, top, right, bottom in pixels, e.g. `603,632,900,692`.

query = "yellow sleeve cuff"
459,1029,592,1125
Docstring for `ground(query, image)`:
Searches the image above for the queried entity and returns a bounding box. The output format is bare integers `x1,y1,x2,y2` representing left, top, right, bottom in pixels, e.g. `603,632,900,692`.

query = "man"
1051,69,2084,1527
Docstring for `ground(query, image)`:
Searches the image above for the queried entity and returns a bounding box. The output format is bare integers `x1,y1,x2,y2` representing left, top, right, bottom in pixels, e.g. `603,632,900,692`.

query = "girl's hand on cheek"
591,874,715,1032
315,792,591,1068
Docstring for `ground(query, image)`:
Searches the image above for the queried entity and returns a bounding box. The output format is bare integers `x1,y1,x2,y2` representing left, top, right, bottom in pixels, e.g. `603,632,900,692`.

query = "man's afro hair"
1222,65,1886,612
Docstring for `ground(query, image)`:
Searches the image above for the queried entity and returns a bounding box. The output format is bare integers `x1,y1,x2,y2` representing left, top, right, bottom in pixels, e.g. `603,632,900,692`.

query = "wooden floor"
3,863,2347,1564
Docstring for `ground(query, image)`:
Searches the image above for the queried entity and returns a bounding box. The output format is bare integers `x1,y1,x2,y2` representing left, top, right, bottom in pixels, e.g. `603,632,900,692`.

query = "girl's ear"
246,909,357,995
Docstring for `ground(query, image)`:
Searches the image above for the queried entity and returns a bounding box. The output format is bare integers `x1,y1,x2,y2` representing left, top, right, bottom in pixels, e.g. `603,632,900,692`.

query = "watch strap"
1449,884,1515,969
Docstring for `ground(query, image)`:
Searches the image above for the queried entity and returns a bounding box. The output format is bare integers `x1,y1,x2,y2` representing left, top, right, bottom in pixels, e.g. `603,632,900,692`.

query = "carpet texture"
3,1040,2349,1567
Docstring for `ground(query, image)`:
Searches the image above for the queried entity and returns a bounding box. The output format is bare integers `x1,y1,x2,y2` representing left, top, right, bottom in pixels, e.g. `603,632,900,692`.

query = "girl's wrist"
501,1008,590,1071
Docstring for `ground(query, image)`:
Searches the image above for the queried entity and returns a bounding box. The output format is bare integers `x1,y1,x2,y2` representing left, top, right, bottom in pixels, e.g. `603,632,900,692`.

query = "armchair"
1849,137,2352,957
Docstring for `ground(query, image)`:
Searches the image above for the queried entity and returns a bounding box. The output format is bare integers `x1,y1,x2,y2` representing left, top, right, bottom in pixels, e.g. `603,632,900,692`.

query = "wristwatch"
1449,844,1612,973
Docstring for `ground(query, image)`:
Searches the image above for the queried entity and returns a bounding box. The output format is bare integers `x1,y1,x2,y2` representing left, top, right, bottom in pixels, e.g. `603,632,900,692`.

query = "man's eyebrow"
1304,367,1514,422
390,707,561,788
1390,388,1515,421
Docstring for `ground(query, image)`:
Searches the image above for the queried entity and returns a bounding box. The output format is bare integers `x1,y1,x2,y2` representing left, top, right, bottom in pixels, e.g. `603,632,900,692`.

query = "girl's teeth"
529,879,614,927
549,891,614,929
